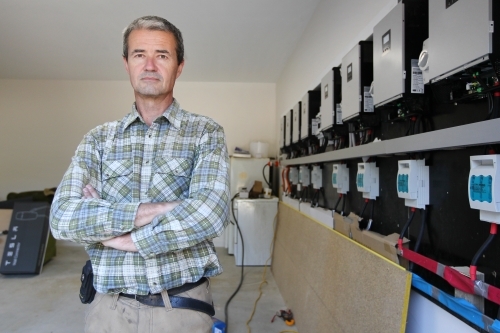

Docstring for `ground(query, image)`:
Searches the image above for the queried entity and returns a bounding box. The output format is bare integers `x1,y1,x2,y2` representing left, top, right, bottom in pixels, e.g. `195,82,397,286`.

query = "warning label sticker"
411,59,424,94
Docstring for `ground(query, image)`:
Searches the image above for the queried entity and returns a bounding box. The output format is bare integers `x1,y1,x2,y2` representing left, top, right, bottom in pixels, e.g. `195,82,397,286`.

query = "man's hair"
122,16,184,64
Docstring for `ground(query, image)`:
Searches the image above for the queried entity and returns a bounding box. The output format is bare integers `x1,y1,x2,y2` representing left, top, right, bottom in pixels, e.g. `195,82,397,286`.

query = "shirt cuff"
131,223,164,259
105,202,140,234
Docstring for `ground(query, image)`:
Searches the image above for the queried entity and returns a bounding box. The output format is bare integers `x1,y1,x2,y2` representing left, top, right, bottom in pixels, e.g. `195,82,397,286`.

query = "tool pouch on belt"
79,260,96,304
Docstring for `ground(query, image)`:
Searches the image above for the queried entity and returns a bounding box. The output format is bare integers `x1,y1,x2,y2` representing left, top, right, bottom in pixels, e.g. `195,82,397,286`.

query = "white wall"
275,0,397,154
0,79,275,200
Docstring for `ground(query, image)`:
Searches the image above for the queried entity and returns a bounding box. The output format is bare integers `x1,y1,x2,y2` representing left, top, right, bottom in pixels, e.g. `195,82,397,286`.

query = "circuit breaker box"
300,91,321,141
342,41,374,122
319,67,342,131
292,102,301,144
425,0,499,84
373,0,428,107
285,109,292,146
279,115,285,149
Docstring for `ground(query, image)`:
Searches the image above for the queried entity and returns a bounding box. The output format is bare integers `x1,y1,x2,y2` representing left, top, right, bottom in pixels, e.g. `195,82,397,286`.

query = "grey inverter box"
0,202,51,275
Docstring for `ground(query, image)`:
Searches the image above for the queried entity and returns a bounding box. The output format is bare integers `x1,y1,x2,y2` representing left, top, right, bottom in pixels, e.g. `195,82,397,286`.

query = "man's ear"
123,57,130,74
176,60,185,79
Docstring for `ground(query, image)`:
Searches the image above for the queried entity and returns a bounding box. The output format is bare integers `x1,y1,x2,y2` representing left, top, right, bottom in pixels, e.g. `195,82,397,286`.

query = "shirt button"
153,282,157,285
149,135,152,138
146,160,149,164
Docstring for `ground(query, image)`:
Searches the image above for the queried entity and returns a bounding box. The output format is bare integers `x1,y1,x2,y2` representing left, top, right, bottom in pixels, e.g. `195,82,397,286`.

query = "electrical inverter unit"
279,115,286,149
292,102,301,144
300,91,321,141
373,0,428,107
285,109,292,146
342,41,374,122
319,67,342,131
421,0,500,89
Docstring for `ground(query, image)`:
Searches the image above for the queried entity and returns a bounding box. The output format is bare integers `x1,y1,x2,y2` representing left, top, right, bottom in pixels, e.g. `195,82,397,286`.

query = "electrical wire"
262,163,271,188
409,208,427,271
399,207,417,241
244,214,278,333
224,194,244,333
470,223,497,280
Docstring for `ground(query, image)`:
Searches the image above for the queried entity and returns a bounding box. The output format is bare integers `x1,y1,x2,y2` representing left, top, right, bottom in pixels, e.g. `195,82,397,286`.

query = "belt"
119,278,215,317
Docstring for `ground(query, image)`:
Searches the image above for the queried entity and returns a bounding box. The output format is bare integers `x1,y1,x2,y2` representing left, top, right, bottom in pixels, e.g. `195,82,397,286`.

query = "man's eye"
158,55,167,59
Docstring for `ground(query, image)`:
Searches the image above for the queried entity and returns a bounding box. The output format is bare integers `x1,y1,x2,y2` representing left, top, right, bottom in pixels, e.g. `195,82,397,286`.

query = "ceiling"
0,0,322,83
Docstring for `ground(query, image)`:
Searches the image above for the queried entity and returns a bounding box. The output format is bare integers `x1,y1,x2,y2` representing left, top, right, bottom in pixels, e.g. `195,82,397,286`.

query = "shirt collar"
123,98,183,131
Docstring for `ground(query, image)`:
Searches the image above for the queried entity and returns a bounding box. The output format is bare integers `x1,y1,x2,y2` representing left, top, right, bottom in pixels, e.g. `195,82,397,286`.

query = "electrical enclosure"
373,0,428,107
357,162,380,200
319,67,342,131
279,115,286,149
311,166,322,189
332,164,349,194
285,110,292,146
292,102,302,144
469,155,500,223
299,165,311,187
289,167,299,185
300,91,321,141
341,42,374,122
425,0,499,84
396,159,429,209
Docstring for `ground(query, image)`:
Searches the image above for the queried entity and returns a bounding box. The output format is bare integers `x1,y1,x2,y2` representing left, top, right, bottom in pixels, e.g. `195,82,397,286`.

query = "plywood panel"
272,202,412,333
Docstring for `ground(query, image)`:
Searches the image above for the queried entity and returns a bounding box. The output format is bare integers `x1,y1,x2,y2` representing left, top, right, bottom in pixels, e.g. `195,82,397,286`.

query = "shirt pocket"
150,156,193,202
101,159,134,203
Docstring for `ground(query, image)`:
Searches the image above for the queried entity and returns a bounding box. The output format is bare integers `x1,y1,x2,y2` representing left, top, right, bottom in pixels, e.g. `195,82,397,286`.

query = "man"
50,16,230,333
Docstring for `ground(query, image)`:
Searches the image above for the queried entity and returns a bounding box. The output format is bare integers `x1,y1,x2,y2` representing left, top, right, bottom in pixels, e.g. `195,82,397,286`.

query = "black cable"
224,194,244,332
341,194,346,216
399,208,416,241
262,164,271,188
333,195,342,212
471,231,495,267
359,200,368,217
410,209,427,271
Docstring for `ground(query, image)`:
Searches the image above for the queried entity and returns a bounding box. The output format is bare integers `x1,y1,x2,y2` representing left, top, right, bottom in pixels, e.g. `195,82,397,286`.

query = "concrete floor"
0,241,297,333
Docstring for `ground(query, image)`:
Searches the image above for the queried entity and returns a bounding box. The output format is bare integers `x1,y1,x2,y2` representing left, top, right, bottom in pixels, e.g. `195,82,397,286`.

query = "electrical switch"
311,166,322,190
332,164,349,194
396,159,429,209
289,167,299,185
357,162,379,199
469,155,500,223
299,166,311,187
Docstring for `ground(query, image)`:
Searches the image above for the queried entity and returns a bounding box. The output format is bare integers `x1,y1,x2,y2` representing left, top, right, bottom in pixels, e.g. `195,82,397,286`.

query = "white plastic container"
250,141,269,158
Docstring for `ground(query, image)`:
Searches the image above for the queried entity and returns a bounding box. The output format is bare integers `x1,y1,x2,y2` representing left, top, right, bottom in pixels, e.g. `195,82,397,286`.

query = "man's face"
123,29,184,98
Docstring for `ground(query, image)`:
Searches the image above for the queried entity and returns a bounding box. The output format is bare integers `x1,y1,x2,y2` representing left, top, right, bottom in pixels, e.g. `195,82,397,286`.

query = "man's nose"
144,56,157,71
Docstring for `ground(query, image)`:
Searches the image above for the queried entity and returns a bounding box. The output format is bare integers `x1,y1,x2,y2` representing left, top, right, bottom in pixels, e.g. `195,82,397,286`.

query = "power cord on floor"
224,194,244,333
245,213,298,333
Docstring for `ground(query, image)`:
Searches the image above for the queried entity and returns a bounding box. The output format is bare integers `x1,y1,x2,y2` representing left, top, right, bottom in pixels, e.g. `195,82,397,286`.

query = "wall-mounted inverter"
285,109,292,146
300,91,321,141
292,102,302,144
342,41,374,122
279,115,286,149
319,67,342,132
422,0,500,85
373,0,428,107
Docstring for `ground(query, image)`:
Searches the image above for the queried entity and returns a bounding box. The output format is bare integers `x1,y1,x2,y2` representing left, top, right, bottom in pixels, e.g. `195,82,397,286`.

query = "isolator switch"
357,162,379,199
396,159,429,209
299,166,311,187
469,155,500,223
311,166,323,190
289,167,299,185
332,164,349,194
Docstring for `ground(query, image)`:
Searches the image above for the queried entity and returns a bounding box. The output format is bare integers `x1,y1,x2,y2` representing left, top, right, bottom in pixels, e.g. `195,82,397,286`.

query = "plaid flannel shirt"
50,99,230,295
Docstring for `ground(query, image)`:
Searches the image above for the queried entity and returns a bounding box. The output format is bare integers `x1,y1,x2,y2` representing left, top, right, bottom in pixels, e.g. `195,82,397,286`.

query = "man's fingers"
83,184,101,199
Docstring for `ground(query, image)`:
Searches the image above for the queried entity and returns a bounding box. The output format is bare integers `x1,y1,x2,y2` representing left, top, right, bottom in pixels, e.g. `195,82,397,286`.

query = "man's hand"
82,184,100,199
81,184,179,252
102,233,138,252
